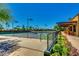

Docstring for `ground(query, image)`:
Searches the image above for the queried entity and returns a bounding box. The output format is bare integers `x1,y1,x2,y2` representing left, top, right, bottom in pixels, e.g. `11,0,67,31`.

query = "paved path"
0,36,47,56
62,32,79,50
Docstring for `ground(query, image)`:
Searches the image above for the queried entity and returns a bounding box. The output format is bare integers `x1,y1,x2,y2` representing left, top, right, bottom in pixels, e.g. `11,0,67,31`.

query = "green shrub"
62,47,68,56
53,44,62,52
51,34,70,56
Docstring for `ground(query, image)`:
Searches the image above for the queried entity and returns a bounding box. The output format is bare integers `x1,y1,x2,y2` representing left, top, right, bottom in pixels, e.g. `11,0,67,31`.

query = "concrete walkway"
0,36,47,56
62,32,79,50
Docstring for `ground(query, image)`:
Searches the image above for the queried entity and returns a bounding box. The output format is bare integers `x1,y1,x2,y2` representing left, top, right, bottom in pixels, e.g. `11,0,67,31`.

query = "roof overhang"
57,21,77,27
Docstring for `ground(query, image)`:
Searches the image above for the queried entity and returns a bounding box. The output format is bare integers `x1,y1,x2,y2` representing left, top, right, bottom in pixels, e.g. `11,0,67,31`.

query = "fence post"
47,33,49,50
40,33,42,42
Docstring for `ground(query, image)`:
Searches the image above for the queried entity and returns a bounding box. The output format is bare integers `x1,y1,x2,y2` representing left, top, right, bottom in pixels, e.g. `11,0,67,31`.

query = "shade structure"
57,21,77,27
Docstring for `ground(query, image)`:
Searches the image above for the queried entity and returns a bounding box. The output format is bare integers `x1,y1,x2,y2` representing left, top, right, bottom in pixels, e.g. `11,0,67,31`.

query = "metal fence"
27,31,59,52
0,30,59,54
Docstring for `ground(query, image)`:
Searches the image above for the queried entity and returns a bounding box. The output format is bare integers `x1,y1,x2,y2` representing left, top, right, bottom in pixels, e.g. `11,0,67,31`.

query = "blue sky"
7,3,79,29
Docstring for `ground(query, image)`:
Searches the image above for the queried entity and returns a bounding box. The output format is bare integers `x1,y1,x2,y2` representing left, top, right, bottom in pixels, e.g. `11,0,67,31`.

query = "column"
76,15,79,37
72,25,74,32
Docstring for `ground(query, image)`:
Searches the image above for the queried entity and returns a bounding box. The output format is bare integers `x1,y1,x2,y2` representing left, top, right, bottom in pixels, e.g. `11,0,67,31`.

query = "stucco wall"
76,15,79,36
70,15,78,22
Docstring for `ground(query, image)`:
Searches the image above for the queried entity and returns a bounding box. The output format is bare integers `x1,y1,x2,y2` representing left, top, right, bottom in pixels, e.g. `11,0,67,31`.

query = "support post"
47,33,49,50
76,15,79,37
40,33,42,42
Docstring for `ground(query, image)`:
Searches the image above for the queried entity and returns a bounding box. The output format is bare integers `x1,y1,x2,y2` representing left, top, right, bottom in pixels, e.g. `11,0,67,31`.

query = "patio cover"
57,21,77,27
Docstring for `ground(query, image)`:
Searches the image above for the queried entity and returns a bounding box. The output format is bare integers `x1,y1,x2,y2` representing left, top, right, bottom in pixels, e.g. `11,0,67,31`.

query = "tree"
22,25,26,30
14,25,21,30
0,6,12,30
0,4,12,29
53,25,64,31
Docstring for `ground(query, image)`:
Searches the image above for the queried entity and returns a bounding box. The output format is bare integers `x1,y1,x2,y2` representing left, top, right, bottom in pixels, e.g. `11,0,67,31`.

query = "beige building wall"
70,15,78,22
76,15,79,36
70,14,79,36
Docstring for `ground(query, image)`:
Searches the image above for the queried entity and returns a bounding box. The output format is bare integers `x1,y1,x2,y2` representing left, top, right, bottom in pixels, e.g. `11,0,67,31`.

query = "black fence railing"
25,31,59,55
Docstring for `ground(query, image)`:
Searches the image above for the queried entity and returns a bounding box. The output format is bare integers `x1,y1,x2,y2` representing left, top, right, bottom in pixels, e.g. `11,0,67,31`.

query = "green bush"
53,44,62,52
51,34,69,56
62,47,68,56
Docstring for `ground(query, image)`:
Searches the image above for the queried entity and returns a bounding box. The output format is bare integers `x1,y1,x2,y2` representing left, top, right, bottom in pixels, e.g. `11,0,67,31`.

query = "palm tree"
14,25,21,30
0,9,12,30
53,25,64,31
